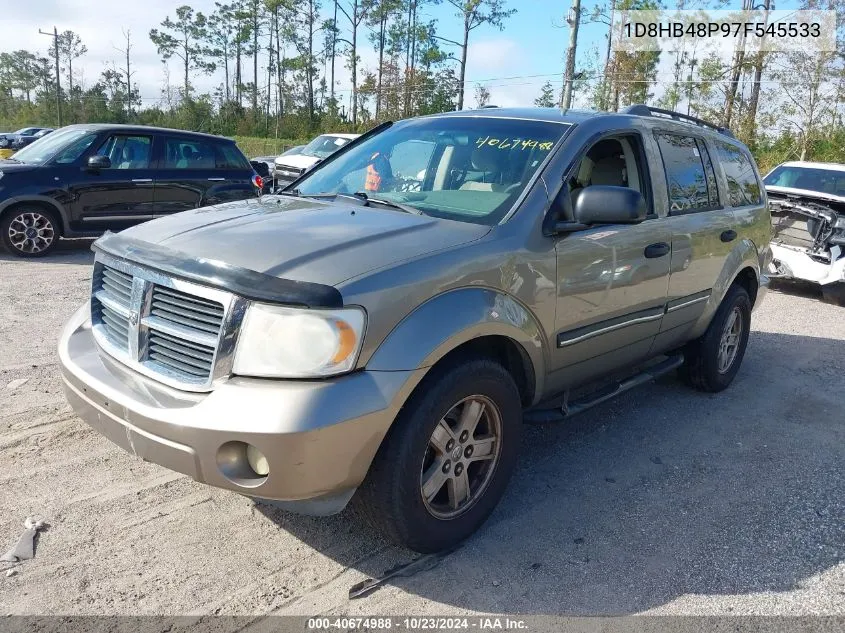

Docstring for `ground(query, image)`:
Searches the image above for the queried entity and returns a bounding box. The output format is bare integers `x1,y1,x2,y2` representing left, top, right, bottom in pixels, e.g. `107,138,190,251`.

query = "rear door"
153,137,254,217
207,140,255,203
648,131,737,350
66,132,156,232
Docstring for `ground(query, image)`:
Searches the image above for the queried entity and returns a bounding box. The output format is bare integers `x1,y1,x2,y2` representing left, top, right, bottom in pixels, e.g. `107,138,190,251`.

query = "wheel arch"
366,287,547,408
689,239,762,339
0,196,69,235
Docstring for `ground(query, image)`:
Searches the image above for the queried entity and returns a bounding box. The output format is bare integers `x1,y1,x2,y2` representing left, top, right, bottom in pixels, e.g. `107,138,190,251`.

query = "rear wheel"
356,357,522,553
1,206,60,257
680,284,751,392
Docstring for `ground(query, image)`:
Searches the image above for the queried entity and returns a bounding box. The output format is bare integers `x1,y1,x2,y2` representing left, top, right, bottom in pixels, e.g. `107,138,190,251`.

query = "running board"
523,355,685,424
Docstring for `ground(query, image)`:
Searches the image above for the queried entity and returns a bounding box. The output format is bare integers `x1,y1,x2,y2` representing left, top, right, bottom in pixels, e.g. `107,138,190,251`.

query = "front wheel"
1,207,60,257
680,284,751,392
355,358,522,553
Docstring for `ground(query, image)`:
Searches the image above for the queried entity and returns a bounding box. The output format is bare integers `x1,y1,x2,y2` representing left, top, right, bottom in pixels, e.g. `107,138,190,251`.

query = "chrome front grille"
93,266,133,349
148,329,216,378
150,286,224,334
90,257,239,391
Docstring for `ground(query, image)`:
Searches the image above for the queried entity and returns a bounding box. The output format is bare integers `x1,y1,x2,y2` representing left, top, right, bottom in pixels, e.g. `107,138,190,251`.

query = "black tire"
0,205,60,257
680,284,751,392
355,357,522,553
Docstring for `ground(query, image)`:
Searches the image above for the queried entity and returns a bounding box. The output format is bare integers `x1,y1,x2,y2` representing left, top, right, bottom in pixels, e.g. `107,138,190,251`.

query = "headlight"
233,303,366,378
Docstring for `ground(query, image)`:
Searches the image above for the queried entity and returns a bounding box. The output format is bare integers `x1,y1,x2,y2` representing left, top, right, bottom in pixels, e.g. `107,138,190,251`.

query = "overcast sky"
2,0,590,109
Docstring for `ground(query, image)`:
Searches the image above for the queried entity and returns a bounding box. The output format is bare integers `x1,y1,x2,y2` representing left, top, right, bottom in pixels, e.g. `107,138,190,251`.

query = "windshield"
764,165,845,197
12,128,98,165
301,135,353,158
295,117,570,225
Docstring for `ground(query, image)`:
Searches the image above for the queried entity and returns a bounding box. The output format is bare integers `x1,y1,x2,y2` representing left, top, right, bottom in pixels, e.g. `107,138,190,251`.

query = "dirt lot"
0,241,843,617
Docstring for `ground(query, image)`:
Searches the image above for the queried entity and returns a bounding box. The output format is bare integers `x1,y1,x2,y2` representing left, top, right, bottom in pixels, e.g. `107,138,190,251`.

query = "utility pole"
560,0,581,109
39,27,62,127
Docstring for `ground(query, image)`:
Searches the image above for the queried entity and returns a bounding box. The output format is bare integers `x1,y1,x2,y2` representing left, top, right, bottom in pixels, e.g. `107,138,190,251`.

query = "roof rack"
621,104,735,138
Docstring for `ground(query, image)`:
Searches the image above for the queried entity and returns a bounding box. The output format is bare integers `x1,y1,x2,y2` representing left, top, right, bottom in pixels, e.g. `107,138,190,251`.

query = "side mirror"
87,155,111,170
572,185,646,225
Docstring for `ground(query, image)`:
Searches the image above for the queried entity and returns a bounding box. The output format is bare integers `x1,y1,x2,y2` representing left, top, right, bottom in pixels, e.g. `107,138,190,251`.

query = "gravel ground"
0,241,843,617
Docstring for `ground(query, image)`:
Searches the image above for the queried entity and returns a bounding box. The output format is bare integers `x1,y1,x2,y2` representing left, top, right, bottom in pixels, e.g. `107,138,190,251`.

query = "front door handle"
207,177,226,182
644,242,670,258
720,230,737,242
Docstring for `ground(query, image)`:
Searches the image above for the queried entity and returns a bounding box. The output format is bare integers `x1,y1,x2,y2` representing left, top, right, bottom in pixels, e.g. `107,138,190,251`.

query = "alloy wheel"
419,394,502,519
717,306,743,374
7,211,55,254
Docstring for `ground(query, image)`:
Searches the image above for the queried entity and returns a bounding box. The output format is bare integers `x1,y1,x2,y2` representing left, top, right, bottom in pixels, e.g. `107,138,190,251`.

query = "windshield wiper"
352,191,423,215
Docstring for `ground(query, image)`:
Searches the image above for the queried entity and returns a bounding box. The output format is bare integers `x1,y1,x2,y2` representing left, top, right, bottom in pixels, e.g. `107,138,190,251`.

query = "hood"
121,196,490,287
766,185,845,205
274,153,319,169
0,160,38,174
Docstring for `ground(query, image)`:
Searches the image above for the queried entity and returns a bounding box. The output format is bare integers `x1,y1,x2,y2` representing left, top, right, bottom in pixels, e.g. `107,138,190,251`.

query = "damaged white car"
764,161,845,305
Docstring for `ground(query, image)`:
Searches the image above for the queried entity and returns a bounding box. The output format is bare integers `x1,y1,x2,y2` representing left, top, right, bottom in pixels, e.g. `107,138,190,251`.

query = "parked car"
0,127,52,159
272,133,358,187
11,127,53,150
59,106,770,553
763,161,845,305
0,124,260,257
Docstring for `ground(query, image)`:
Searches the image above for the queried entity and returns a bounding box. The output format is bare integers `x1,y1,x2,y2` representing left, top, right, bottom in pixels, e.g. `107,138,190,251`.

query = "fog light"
246,444,269,476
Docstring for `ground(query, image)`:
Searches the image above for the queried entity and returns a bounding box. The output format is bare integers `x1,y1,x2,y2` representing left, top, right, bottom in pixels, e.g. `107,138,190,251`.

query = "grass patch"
233,135,309,158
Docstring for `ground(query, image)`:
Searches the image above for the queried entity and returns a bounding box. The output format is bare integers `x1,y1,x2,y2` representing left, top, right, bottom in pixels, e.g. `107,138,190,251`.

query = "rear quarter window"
216,142,251,170
715,142,761,206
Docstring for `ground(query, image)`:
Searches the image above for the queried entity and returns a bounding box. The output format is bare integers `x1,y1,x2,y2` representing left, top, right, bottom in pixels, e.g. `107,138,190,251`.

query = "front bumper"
59,304,424,514
769,243,845,286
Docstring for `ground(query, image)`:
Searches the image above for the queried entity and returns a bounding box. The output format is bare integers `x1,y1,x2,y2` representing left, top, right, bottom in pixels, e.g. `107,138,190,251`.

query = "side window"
654,133,715,213
715,142,762,206
216,142,250,169
95,135,152,169
696,140,720,207
164,138,216,170
569,134,651,211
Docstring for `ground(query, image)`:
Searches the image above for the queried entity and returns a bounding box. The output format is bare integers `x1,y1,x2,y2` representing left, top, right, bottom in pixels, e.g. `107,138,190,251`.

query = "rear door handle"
131,178,153,183
720,230,737,242
207,177,226,182
644,242,670,258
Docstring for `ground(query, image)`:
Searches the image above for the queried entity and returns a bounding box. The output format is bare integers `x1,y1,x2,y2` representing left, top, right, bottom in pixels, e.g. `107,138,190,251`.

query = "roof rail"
621,104,735,138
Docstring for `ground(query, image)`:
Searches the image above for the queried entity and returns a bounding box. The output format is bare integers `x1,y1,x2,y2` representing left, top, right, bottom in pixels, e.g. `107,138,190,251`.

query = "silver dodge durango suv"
59,106,772,552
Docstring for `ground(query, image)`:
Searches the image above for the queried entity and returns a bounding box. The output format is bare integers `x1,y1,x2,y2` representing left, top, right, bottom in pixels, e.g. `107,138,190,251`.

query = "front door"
67,133,156,232
548,133,671,392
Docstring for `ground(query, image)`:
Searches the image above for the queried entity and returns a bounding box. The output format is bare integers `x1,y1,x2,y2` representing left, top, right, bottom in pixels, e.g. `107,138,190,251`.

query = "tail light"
251,174,264,191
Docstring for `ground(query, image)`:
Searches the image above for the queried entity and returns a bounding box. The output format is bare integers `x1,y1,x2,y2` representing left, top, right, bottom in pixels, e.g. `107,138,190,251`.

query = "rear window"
716,142,761,206
164,138,216,169
654,132,718,213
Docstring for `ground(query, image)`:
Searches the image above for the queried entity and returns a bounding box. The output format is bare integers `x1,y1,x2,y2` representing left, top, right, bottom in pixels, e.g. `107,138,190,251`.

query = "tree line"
0,0,515,141
0,0,844,169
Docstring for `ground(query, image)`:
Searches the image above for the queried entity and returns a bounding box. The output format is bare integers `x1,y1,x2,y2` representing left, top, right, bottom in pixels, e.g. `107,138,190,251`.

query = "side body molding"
366,287,547,406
